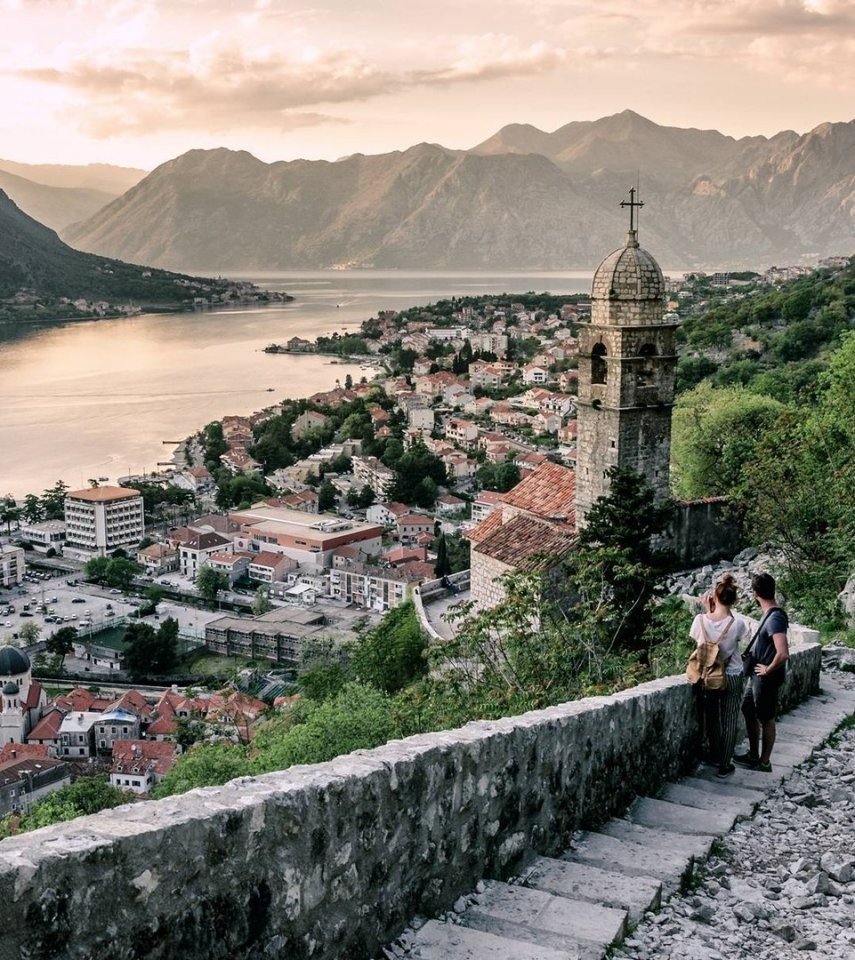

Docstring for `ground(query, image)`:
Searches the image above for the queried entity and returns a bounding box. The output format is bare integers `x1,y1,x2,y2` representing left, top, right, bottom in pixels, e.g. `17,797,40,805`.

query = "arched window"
638,343,656,387
591,342,607,385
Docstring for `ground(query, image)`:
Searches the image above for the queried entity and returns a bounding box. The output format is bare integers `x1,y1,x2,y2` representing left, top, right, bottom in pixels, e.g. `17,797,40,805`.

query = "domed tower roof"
0,647,30,676
2,681,19,695
592,229,665,302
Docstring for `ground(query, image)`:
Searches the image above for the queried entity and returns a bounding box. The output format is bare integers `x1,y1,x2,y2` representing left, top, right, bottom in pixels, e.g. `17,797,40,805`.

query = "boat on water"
97,476,109,481
266,388,275,392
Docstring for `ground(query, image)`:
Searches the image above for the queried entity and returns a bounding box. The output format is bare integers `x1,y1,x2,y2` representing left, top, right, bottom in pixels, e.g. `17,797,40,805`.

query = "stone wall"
470,548,513,610
672,499,743,568
0,642,821,960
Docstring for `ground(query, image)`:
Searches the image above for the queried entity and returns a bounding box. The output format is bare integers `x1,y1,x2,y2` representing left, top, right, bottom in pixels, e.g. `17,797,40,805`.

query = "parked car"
110,589,121,595
71,597,86,604
19,612,32,617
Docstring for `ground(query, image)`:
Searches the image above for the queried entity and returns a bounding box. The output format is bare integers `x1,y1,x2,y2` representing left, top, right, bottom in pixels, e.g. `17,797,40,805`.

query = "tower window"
591,342,607,385
638,343,656,387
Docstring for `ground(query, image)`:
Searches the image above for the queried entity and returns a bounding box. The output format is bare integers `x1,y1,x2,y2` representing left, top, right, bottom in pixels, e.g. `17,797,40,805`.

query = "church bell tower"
575,190,678,527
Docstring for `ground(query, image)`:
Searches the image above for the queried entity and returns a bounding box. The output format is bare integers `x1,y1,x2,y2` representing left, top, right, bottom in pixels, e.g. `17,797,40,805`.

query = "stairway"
405,678,855,960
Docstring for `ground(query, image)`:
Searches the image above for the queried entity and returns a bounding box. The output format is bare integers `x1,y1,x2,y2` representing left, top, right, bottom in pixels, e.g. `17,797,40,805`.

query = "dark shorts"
742,674,782,723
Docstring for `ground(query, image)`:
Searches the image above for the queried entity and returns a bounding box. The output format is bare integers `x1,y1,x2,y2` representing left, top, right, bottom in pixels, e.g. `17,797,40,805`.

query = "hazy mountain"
0,159,147,194
64,114,855,271
0,189,225,305
0,169,116,231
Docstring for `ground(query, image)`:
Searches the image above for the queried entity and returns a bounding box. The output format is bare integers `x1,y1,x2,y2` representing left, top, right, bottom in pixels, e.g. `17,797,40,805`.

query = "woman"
690,574,750,778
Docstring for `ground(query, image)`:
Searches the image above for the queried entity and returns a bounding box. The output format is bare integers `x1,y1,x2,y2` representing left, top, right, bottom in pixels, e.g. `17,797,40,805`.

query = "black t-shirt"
753,607,789,670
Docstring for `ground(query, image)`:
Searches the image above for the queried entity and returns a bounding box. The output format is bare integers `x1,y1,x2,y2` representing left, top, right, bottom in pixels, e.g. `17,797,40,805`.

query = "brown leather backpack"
686,615,732,690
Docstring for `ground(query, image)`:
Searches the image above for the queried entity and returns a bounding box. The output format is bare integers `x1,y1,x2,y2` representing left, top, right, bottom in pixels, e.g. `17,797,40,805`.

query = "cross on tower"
620,187,644,232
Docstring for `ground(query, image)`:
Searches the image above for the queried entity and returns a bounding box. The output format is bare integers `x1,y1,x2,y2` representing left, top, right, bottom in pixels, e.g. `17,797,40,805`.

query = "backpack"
686,615,733,691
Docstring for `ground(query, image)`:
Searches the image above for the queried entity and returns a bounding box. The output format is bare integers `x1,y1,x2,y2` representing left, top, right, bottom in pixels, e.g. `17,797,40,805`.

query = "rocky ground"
613,666,855,960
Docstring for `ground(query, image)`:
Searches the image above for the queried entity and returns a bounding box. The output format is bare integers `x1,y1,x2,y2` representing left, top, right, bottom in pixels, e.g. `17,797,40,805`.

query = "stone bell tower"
575,189,678,527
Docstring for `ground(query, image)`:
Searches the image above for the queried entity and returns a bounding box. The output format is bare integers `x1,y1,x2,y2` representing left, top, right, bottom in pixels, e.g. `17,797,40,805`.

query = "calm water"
0,270,594,499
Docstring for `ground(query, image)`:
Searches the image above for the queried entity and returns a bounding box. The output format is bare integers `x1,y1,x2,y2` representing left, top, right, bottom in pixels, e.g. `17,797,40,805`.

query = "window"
591,343,607,385
638,343,656,387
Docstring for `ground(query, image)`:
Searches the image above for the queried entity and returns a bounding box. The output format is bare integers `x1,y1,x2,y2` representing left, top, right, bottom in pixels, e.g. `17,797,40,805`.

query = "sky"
1,0,853,171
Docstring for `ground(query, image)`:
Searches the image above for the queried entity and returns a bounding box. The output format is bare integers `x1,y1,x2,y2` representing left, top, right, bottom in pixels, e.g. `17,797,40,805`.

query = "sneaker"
716,764,736,778
757,760,772,773
734,752,759,768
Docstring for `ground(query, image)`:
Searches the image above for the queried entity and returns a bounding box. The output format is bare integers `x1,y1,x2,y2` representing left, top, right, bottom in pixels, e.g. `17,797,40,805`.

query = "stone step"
598,819,715,862
625,796,736,836
692,763,783,791
409,919,575,960
562,830,695,889
659,781,757,819
681,774,765,801
460,881,628,959
522,857,662,925
777,716,838,735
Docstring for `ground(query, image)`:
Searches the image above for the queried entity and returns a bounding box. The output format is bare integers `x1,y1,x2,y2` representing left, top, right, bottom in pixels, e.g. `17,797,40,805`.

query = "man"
735,572,789,772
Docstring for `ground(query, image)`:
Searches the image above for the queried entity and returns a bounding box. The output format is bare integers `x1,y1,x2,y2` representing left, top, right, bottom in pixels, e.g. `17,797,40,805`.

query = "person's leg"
720,675,745,769
760,720,776,764
703,688,722,763
741,679,761,760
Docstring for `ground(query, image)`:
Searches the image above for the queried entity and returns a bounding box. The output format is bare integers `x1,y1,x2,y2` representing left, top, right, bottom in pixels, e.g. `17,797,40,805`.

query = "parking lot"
1,568,138,643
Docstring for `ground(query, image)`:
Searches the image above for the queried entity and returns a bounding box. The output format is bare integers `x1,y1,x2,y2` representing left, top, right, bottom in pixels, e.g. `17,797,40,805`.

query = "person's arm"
755,632,789,676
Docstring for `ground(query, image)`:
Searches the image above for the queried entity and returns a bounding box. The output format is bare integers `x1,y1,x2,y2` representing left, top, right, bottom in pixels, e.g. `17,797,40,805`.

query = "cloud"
18,34,570,137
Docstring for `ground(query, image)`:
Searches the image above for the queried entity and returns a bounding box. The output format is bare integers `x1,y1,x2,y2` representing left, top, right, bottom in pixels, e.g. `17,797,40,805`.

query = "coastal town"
0,254,849,824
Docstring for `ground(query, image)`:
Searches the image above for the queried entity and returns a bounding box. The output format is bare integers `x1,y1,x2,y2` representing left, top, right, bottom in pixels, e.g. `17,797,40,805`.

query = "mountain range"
0,159,147,232
33,111,855,271
0,188,228,306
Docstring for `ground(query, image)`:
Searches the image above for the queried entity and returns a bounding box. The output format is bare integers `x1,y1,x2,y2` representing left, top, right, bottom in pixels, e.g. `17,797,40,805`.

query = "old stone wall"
672,498,743,568
470,548,513,610
0,643,821,960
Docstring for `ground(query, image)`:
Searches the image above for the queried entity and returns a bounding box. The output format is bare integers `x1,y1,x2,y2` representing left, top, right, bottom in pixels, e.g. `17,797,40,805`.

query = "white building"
18,520,66,554
63,487,145,558
0,648,46,746
352,456,396,499
0,545,25,587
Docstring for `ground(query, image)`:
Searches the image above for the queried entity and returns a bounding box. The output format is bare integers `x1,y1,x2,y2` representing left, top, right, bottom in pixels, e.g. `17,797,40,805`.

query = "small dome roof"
592,230,664,301
2,681,19,695
0,647,30,676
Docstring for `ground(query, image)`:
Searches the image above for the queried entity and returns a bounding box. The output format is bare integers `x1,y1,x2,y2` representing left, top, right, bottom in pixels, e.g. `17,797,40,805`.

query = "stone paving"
381,668,855,960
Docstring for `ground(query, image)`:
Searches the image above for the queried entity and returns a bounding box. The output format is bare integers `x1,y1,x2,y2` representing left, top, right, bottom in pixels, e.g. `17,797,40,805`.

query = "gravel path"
614,668,855,960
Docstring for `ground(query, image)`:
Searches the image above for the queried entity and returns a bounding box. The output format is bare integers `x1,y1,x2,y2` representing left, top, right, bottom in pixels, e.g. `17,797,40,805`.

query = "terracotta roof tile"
466,508,505,544
473,514,577,570
501,462,576,526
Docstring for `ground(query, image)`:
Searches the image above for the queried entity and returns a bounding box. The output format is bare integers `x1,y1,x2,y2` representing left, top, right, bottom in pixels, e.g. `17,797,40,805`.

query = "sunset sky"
1,0,853,170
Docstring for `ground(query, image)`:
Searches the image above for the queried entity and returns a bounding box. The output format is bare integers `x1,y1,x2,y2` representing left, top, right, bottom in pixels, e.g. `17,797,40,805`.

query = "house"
522,364,549,385
179,531,233,579
57,712,101,758
412,357,433,376
558,370,579,394
185,466,214,492
220,448,262,475
471,490,505,524
248,551,293,584
17,521,66,554
25,707,66,756
436,494,465,515
291,410,330,439
442,452,477,480
383,545,427,566
396,514,435,544
352,457,396,499
136,542,179,574
0,756,70,818
532,413,562,435
93,707,141,754
408,407,435,432
445,418,479,447
366,502,410,527
467,462,577,610
109,740,179,796
329,561,426,612
206,551,252,586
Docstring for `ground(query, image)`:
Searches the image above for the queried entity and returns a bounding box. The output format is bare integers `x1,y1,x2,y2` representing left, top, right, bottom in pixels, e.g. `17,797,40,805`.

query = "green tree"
153,741,250,798
122,619,179,678
46,625,77,663
351,602,427,694
197,564,228,604
19,622,41,645
434,533,451,578
344,373,353,390
84,555,110,584
249,683,397,773
390,440,447,504
144,585,164,610
0,502,20,535
22,494,43,523
357,485,375,509
105,557,138,593
671,384,786,499
40,480,69,520
318,480,337,512
0,776,128,836
252,586,273,616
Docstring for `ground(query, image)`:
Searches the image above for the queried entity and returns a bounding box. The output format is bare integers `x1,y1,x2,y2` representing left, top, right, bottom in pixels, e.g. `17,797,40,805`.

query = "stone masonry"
0,633,820,960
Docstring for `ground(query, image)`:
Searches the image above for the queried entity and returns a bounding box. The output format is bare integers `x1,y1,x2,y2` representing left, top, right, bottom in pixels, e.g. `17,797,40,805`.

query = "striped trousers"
703,674,745,768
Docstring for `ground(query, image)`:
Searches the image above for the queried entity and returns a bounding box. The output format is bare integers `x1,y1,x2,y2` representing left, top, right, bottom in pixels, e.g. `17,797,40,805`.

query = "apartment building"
0,545,25,587
352,456,396,499
63,487,145,559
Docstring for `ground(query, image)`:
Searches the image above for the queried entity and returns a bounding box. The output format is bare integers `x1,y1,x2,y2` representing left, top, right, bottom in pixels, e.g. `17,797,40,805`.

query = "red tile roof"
467,508,505,544
0,742,49,763
501,461,576,527
111,740,178,778
26,707,67,743
473,514,577,570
